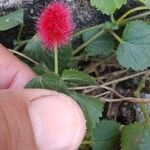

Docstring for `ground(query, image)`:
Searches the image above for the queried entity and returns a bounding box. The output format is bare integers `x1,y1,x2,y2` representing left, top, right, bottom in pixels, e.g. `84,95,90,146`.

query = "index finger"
0,44,36,89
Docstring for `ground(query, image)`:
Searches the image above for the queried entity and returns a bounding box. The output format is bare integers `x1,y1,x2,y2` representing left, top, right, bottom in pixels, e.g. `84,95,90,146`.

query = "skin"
0,44,86,150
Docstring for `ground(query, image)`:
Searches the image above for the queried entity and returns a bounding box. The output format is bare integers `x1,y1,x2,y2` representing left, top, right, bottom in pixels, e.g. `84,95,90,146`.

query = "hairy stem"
9,49,39,65
117,6,149,24
124,11,150,22
73,24,104,38
82,140,91,145
14,39,30,51
54,46,59,75
17,24,24,42
73,30,105,56
109,30,123,43
110,14,115,23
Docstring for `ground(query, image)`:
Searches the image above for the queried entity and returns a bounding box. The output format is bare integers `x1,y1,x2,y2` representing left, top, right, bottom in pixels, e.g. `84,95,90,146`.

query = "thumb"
0,89,86,150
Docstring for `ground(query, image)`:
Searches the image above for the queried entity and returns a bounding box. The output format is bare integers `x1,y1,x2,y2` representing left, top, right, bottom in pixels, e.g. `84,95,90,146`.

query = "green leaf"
121,123,150,150
25,73,69,94
33,64,50,75
139,0,150,7
23,36,73,73
144,0,150,7
62,69,97,85
0,9,24,31
90,0,127,15
91,120,121,150
69,92,104,135
23,36,54,69
117,21,150,71
82,28,114,57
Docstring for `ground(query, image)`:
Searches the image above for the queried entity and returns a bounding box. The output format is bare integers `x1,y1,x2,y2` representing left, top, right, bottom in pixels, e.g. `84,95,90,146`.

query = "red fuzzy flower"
36,2,74,49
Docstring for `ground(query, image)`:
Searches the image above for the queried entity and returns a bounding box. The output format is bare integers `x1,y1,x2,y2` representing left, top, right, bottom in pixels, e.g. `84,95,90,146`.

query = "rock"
0,0,33,10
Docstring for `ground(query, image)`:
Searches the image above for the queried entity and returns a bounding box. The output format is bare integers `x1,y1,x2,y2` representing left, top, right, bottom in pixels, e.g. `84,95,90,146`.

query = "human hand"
0,44,86,150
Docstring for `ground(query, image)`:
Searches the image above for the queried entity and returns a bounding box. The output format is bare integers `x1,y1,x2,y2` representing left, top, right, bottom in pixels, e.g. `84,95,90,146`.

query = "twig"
99,85,125,98
96,69,128,82
100,70,149,87
102,97,150,104
94,91,111,97
69,70,150,92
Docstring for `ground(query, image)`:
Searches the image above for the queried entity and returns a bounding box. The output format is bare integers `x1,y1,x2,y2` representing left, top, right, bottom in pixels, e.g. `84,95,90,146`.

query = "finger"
0,90,37,150
0,89,58,104
0,44,36,89
0,89,86,150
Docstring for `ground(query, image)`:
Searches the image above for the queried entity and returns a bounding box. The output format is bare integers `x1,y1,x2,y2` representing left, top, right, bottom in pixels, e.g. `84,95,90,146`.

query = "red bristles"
36,2,74,49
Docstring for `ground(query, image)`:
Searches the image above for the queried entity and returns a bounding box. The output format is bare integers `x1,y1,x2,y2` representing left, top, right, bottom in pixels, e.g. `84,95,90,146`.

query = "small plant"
0,0,150,149
36,2,74,74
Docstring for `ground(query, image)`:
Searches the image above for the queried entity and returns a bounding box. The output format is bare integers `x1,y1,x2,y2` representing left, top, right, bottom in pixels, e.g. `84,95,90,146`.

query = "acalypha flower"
36,2,74,49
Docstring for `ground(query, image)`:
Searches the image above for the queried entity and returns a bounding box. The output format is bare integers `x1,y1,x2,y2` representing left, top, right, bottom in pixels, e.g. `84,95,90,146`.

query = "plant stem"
17,23,24,42
9,49,39,65
110,14,115,23
73,24,105,38
134,73,150,124
72,54,87,61
73,30,105,56
124,11,150,22
54,46,59,75
14,39,30,51
109,30,123,43
81,140,91,145
117,6,149,24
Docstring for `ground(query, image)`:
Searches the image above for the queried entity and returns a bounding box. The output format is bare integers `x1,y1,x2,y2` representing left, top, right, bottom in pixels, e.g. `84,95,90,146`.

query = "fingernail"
28,93,86,150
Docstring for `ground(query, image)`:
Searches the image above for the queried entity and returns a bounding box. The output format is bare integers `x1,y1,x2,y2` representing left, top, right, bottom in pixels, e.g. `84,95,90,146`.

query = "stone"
0,0,33,9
